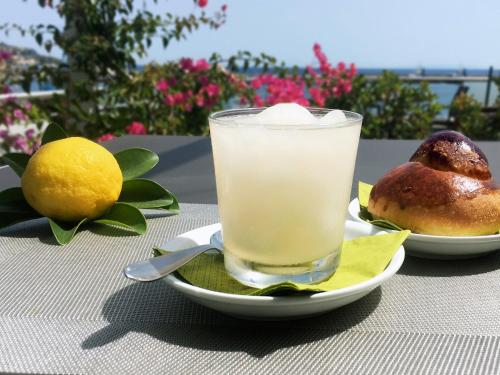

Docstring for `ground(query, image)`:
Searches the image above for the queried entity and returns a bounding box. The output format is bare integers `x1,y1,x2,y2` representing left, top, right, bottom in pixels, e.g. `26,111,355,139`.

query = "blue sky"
1,0,500,68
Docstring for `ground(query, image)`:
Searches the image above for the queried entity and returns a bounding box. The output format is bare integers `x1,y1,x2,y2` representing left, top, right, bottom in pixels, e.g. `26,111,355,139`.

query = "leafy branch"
0,123,179,245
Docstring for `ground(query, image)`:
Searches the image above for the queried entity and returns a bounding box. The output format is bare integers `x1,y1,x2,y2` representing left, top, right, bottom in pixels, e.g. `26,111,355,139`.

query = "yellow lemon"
21,137,123,222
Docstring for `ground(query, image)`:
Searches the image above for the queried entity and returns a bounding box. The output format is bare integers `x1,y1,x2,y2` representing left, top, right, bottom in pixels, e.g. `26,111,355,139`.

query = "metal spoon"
123,244,222,282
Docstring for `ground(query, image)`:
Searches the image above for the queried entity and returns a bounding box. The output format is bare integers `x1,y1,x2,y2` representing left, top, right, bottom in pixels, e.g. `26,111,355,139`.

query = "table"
0,136,499,374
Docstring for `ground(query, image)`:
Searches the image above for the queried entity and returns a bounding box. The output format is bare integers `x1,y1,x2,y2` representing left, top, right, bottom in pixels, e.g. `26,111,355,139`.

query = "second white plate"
348,198,500,259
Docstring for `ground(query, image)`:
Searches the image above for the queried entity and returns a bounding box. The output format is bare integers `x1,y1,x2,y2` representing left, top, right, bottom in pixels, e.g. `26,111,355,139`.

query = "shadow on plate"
82,282,382,358
399,250,500,277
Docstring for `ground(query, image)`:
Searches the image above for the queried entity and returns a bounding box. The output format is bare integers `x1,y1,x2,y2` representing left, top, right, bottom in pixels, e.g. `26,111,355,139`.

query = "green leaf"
114,148,159,180
159,193,180,214
1,153,30,178
368,219,404,231
42,123,68,145
0,187,39,214
118,179,175,209
48,218,87,246
94,202,146,235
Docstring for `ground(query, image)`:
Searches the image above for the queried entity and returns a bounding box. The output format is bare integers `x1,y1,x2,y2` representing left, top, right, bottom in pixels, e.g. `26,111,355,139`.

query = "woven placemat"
0,203,499,374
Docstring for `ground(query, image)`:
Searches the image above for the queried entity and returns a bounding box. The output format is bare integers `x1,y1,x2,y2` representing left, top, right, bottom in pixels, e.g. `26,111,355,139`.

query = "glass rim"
209,107,363,129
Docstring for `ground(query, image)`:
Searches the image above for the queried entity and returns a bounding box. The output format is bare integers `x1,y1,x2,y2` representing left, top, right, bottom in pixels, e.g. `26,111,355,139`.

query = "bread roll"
368,131,500,235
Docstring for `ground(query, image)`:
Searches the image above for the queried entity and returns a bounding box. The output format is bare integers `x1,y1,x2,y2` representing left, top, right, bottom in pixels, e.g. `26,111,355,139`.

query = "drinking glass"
209,108,362,287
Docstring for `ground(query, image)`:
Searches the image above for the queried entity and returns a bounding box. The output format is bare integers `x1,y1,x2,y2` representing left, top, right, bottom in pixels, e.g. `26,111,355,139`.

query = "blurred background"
1,0,500,155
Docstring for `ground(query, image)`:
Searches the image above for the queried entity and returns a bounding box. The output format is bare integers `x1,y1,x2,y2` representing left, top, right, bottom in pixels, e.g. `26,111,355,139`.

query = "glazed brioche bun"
368,131,500,236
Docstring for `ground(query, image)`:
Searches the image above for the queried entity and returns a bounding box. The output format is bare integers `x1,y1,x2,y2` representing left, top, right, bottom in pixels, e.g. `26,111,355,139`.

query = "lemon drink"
209,104,362,287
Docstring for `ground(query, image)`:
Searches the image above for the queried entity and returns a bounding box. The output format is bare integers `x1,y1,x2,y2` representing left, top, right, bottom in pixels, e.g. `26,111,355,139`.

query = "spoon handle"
123,244,217,282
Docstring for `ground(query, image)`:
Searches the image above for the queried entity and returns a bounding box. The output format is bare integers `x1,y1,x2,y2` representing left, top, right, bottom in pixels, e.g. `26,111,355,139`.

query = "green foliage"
41,122,67,144
94,203,146,235
0,123,179,245
1,0,226,136
119,179,175,209
48,217,88,245
351,72,442,139
114,148,159,181
449,92,496,140
1,1,497,141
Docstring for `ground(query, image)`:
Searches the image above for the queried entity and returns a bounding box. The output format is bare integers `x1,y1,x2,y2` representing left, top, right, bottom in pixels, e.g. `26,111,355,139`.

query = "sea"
26,67,500,120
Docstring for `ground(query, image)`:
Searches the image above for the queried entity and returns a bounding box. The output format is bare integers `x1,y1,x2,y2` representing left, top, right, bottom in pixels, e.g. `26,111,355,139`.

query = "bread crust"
368,162,500,235
409,131,490,180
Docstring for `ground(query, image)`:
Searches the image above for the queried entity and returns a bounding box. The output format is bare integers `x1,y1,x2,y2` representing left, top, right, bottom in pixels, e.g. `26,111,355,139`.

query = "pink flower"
168,77,178,86
198,76,209,86
185,103,193,112
349,63,357,76
164,94,175,106
25,128,36,140
313,43,330,73
180,58,194,71
24,102,33,110
332,86,341,97
306,66,318,78
195,94,205,107
174,92,185,104
0,129,7,139
156,79,169,92
96,133,116,142
12,135,29,153
253,94,264,107
205,83,220,98
337,61,346,72
258,75,309,106
126,122,147,135
13,109,27,121
309,88,325,107
0,50,12,60
221,4,227,11
343,81,352,94
198,0,208,8
251,77,263,89
3,115,13,125
194,59,210,72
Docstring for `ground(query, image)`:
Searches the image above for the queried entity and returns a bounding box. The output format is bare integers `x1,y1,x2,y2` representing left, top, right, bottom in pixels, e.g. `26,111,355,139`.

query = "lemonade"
209,105,362,287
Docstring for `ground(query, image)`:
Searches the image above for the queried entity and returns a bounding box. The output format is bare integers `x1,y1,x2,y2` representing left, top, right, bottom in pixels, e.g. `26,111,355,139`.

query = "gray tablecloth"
0,203,499,374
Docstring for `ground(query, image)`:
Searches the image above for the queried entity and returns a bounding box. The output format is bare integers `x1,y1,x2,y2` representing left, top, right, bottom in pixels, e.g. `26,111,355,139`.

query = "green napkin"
154,230,410,296
358,181,404,231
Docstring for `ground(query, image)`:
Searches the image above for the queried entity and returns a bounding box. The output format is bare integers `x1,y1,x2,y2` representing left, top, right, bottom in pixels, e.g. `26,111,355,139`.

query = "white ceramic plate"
348,198,500,259
161,221,404,320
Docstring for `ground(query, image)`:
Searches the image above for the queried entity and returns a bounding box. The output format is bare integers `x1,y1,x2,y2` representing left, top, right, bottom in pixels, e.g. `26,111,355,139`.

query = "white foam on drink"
232,103,348,127
319,109,347,126
254,103,318,125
